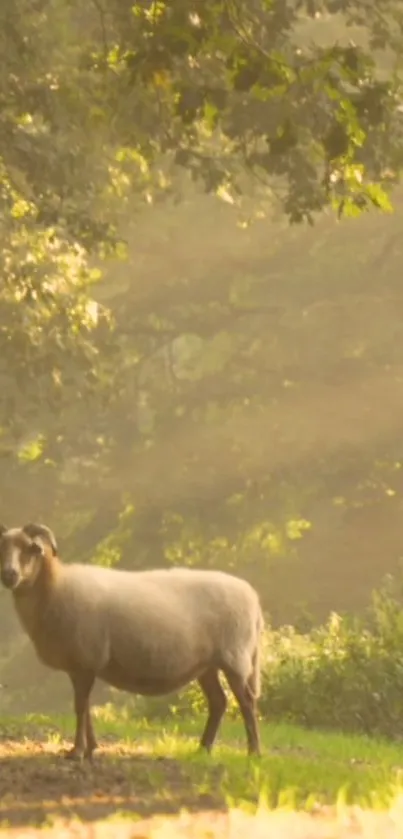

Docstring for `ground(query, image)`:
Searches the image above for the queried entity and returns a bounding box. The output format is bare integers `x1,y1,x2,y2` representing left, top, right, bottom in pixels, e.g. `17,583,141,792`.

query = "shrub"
259,573,403,738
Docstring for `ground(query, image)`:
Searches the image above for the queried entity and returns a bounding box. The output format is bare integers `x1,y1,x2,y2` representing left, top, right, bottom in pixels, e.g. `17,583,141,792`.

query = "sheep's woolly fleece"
4,803,403,839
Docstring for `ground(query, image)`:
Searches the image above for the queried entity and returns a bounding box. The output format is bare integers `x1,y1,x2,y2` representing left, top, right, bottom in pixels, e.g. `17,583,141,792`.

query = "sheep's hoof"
198,744,213,755
63,747,85,763
248,749,261,759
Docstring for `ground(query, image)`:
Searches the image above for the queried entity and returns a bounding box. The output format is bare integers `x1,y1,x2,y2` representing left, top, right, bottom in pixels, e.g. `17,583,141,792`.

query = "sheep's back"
56,565,261,682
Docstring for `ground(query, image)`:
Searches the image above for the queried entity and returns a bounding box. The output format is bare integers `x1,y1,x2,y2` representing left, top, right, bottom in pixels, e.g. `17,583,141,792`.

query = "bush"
259,573,403,738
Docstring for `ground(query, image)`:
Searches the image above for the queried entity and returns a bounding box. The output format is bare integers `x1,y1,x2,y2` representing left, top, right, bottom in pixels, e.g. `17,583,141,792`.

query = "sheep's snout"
0,540,23,590
0,530,45,590
1,565,20,590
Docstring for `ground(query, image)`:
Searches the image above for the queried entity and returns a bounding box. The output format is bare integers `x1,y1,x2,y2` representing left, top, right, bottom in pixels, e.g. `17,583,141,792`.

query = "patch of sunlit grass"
1,711,403,818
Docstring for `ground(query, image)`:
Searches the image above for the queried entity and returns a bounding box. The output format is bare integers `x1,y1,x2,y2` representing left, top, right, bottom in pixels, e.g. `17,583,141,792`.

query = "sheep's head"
0,523,57,590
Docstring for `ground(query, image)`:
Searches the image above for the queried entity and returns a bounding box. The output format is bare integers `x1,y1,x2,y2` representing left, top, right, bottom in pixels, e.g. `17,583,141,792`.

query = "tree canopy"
101,0,403,220
2,0,403,686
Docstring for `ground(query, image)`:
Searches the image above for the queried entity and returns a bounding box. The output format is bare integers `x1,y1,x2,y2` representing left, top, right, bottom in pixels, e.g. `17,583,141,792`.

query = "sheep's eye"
28,542,43,557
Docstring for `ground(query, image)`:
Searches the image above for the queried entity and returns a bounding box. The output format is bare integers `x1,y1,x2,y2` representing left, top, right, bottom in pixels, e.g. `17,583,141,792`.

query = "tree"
95,0,403,221
2,0,403,655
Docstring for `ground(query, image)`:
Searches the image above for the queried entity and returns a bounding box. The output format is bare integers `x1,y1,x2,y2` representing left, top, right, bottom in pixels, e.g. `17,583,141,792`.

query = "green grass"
91,713,403,809
2,708,403,816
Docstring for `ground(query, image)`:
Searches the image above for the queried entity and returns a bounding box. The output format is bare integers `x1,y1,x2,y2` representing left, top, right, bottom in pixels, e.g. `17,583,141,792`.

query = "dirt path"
1,737,403,837
0,738,225,828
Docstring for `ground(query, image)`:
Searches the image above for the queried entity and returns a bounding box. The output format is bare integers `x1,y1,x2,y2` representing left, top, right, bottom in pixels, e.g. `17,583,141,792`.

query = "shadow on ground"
0,738,225,827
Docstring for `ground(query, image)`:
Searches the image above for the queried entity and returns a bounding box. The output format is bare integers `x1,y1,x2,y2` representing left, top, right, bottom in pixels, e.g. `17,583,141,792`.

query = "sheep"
0,522,264,761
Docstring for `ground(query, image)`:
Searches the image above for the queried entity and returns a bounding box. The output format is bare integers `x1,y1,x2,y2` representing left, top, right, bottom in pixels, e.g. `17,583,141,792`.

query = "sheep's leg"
223,668,261,757
197,669,227,752
64,672,95,761
85,707,98,760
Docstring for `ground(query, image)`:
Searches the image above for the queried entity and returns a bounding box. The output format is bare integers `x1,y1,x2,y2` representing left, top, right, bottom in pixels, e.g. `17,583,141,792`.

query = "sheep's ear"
0,525,7,538
22,523,58,556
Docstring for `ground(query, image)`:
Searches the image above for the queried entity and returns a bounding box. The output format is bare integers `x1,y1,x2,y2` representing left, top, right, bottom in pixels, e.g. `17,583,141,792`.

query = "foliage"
0,0,119,488
2,0,403,674
260,573,403,738
100,0,403,221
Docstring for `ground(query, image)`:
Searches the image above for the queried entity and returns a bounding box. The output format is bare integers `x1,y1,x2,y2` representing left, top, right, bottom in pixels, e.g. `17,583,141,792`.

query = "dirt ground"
1,736,403,838
0,737,226,828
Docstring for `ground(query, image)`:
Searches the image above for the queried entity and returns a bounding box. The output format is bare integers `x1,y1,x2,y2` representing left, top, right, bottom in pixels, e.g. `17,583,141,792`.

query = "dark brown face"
0,529,44,590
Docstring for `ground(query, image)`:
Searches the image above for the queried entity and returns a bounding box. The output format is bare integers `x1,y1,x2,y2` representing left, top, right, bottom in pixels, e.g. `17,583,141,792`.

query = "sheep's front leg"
64,672,95,761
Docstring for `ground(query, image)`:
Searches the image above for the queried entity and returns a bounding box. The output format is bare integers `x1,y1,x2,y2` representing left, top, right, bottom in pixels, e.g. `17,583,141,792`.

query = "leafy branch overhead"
1,0,403,241
0,0,402,445
100,0,403,221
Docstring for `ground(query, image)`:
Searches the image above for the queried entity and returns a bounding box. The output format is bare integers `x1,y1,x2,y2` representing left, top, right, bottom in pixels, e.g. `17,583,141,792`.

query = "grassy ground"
1,708,403,835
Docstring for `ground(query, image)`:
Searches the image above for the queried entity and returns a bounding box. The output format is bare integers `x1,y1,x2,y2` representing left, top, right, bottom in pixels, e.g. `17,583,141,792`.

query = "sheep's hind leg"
64,672,95,762
223,667,261,757
197,669,227,753
85,707,98,760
